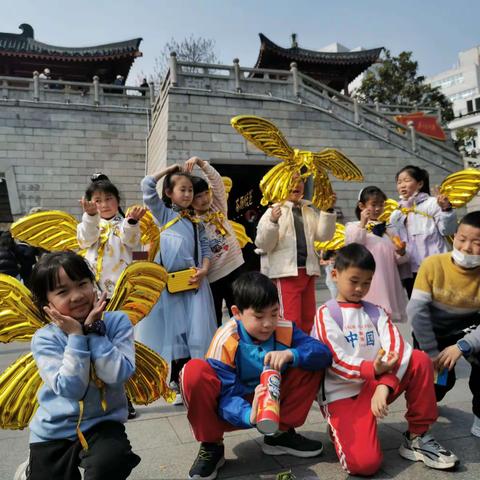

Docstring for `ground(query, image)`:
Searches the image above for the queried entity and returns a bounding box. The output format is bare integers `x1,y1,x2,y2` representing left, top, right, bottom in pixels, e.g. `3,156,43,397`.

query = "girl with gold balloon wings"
230,115,364,334
388,165,458,297
77,173,146,299
0,251,174,480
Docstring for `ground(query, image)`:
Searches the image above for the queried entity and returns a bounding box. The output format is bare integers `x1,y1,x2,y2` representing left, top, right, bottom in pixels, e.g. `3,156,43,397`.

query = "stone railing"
0,72,155,110
153,54,461,172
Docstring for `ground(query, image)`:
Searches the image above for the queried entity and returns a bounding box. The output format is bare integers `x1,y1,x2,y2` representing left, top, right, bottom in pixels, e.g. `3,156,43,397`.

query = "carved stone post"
408,120,416,152
170,52,178,86
290,62,299,97
93,76,100,106
233,58,241,93
353,98,361,124
33,71,40,101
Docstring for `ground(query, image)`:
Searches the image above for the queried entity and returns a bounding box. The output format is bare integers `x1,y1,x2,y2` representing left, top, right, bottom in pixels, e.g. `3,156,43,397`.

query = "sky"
2,0,479,85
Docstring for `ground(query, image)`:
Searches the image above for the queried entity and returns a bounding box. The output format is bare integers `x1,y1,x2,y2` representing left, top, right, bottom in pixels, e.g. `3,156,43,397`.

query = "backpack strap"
325,299,381,330
325,299,344,329
361,301,381,329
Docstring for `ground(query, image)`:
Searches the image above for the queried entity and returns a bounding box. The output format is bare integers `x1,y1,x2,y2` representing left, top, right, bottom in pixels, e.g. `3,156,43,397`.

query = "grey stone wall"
148,89,463,221
0,103,149,222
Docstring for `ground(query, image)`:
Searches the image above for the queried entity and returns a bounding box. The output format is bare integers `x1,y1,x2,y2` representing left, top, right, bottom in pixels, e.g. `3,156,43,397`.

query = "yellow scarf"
202,211,228,236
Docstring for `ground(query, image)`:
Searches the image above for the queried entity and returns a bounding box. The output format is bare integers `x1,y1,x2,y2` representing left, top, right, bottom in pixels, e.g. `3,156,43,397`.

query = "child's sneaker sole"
188,457,225,480
399,445,458,470
261,443,323,458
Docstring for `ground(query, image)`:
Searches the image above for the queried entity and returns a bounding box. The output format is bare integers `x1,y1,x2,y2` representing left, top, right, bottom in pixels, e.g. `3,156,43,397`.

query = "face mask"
451,247,480,269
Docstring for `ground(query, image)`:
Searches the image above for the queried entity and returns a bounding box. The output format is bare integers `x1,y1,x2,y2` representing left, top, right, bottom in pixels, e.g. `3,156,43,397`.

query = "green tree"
355,50,454,123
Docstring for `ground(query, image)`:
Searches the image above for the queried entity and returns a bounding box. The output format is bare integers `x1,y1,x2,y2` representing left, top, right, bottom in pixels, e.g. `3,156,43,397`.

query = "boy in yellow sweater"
407,211,480,438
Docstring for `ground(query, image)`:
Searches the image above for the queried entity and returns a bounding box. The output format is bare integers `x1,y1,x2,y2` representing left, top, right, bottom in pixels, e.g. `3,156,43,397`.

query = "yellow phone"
167,268,199,293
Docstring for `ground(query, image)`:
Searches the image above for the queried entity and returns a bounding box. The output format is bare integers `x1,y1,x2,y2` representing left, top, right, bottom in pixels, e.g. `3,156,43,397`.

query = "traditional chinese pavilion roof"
254,33,383,92
0,24,142,83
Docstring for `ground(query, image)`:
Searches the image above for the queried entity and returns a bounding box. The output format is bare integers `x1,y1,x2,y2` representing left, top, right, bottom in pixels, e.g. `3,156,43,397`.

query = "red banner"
394,112,446,141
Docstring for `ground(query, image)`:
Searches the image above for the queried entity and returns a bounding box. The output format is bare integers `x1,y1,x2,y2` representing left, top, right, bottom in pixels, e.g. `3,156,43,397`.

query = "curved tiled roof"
255,33,383,67
0,24,142,61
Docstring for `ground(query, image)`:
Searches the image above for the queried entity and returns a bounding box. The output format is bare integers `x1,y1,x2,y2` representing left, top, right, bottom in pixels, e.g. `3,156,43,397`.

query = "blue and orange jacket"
206,318,332,428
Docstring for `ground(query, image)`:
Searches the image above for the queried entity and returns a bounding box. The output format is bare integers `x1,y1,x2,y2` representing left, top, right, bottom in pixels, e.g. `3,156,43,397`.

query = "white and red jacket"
311,302,412,405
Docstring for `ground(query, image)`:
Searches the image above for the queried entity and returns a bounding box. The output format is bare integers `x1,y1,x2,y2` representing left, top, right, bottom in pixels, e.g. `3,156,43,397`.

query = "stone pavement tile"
380,436,480,479
0,435,30,480
380,400,474,441
126,416,182,450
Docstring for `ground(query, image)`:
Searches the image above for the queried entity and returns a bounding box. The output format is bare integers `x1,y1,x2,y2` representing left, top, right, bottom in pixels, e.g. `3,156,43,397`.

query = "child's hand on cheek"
84,292,108,328
359,208,371,228
43,305,83,336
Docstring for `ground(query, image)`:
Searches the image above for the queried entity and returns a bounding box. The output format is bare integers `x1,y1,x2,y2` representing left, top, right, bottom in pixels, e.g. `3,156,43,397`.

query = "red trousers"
181,359,323,443
320,350,438,476
276,268,316,334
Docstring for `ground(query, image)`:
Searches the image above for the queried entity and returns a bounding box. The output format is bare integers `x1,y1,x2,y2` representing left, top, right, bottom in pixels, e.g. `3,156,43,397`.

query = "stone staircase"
153,55,462,175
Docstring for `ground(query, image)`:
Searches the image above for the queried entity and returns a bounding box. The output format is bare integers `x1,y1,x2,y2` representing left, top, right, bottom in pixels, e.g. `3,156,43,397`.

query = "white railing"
0,72,155,110
152,54,461,172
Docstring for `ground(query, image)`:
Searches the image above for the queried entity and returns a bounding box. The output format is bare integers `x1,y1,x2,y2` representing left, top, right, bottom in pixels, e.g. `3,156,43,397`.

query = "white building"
427,46,480,153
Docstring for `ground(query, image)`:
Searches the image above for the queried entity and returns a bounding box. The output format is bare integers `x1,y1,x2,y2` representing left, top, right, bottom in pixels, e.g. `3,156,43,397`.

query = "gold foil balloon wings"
377,168,480,223
10,208,160,262
0,262,174,430
230,115,364,210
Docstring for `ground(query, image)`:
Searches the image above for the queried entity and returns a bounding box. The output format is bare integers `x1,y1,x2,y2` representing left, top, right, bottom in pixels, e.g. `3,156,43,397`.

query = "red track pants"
276,268,316,334
320,350,438,476
181,359,323,443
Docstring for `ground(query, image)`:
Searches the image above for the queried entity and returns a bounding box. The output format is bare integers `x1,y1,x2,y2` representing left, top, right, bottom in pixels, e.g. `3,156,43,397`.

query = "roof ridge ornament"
18,23,34,39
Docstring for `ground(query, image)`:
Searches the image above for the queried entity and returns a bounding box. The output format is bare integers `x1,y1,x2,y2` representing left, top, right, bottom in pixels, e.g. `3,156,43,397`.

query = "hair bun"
91,172,109,182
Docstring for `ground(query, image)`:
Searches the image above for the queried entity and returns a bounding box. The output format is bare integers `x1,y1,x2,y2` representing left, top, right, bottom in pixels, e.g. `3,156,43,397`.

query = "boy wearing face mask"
407,211,480,438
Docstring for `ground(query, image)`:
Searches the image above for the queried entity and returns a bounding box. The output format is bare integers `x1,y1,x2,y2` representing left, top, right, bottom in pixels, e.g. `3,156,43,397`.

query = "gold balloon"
315,223,345,251
439,168,480,208
377,199,400,223
231,115,363,210
229,221,253,248
0,353,41,429
106,261,168,325
127,342,176,405
11,211,80,251
0,274,46,343
125,207,160,262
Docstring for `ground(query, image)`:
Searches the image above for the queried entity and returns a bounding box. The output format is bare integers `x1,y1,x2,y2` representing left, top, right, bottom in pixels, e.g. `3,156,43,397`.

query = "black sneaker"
262,428,323,458
189,442,225,480
127,397,136,419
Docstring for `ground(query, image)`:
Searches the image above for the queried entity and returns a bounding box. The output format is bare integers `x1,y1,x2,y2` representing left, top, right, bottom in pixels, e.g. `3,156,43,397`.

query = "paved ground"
1,287,479,479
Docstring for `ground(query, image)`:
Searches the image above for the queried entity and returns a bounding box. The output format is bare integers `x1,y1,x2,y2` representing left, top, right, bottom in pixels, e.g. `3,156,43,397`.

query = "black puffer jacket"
0,231,20,277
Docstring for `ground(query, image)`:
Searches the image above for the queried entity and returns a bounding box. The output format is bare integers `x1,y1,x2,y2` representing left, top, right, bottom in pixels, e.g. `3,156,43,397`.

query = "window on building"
431,73,464,89
0,175,14,223
449,88,476,102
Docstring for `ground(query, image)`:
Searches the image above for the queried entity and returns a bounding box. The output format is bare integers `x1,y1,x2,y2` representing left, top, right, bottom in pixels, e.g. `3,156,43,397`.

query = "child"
77,173,145,418
77,173,146,298
345,186,409,322
390,165,457,297
407,211,480,438
26,251,140,480
319,249,337,300
311,243,458,475
184,156,245,326
181,271,332,480
255,176,336,333
136,164,216,403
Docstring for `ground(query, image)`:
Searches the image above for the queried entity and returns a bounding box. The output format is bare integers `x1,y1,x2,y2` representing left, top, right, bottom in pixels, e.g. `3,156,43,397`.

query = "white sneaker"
471,414,480,437
13,460,28,480
169,381,184,406
398,432,459,470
